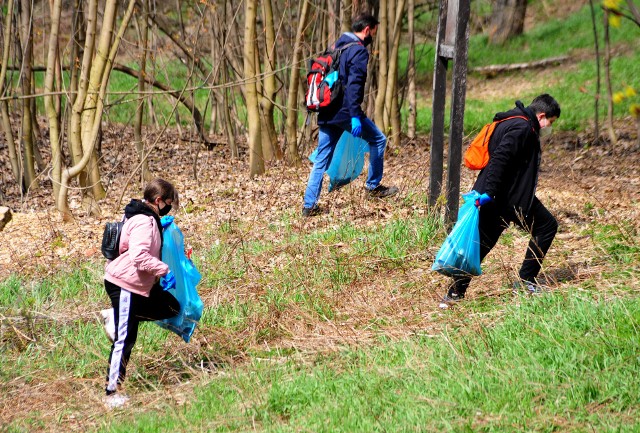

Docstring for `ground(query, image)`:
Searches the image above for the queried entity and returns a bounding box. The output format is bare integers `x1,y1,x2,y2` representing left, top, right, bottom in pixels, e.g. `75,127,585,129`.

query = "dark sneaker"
512,280,542,296
366,185,399,198
439,291,465,309
302,206,321,217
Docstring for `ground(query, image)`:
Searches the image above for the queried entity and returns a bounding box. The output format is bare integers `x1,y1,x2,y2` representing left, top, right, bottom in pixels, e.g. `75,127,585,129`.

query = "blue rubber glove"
160,271,176,291
160,215,174,228
351,117,362,138
475,193,493,208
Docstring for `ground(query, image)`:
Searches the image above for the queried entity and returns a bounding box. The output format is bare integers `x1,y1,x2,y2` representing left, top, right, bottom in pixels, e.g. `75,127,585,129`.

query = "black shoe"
366,184,399,198
439,291,464,309
512,280,543,296
302,206,321,217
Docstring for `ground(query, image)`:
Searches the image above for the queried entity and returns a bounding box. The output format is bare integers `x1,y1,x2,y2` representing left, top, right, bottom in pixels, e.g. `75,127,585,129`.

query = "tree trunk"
383,0,405,148
19,0,37,191
603,9,617,145
373,0,388,130
259,0,282,161
44,0,63,203
406,0,416,139
59,0,136,217
284,0,311,166
134,0,151,182
244,0,264,177
0,0,19,184
488,0,527,45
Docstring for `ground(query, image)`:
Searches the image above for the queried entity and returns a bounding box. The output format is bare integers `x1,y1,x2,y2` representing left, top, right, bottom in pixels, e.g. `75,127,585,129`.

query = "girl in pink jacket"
102,178,179,408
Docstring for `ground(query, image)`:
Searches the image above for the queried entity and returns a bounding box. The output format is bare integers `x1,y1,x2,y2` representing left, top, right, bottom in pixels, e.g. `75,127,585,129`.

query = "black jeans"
449,197,558,296
104,280,179,394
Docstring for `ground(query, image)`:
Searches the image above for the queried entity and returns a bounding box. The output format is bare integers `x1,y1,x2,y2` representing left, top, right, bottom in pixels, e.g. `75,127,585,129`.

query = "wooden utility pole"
429,0,471,225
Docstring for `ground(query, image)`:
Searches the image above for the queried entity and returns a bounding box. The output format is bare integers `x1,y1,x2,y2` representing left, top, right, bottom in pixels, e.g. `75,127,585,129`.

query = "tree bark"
59,0,136,217
383,0,405,148
44,0,63,203
260,0,282,161
603,9,617,145
373,0,388,130
284,0,311,166
19,0,37,191
0,0,19,184
487,0,527,45
134,0,151,182
407,0,416,139
244,0,264,177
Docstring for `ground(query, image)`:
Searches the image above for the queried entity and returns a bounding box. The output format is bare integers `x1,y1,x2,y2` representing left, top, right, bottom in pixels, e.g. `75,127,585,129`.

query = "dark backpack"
305,41,361,112
101,218,126,260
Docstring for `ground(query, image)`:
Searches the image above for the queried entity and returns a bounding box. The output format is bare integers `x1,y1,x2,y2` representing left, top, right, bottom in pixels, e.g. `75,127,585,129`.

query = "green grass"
404,4,640,134
95,291,640,432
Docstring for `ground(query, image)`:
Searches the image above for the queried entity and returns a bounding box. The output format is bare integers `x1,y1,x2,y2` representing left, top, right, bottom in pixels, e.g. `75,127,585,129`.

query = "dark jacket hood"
124,199,162,238
494,100,540,133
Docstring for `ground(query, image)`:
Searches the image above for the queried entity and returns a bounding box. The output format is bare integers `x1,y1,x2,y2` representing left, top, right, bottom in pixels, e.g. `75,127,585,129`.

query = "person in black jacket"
302,14,398,217
441,94,561,306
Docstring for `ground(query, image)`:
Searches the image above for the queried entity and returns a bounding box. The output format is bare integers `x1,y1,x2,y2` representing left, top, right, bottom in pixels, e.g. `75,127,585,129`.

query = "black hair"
143,178,178,204
529,94,561,119
351,14,379,32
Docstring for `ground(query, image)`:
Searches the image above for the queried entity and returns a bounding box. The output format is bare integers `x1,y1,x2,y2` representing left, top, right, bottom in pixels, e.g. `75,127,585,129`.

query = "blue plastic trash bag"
156,221,204,343
309,131,369,192
431,191,482,277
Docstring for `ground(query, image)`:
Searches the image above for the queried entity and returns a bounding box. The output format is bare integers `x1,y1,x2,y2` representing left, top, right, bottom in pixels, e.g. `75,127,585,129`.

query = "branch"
112,63,219,147
472,56,570,77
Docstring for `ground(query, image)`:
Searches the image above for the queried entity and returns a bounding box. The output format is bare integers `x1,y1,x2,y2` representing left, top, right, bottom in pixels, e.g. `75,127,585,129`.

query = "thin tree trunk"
244,0,264,177
134,0,151,182
374,0,388,130
59,0,136,217
384,0,405,148
260,0,282,161
407,0,416,139
0,0,19,183
19,0,37,191
284,0,311,166
603,9,617,145
44,0,63,203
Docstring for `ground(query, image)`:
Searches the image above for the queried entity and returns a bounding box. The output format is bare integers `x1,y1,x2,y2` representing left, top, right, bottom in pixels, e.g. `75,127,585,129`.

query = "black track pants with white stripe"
104,279,179,395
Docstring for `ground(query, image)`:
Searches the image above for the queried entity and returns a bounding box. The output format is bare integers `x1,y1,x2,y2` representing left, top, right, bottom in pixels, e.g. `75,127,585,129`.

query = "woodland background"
1,0,639,432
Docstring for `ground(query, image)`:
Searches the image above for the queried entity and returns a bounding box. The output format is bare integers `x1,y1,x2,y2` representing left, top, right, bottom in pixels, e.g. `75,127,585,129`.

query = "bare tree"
0,0,19,184
244,0,265,177
487,0,527,45
407,0,416,139
18,0,37,191
284,0,311,166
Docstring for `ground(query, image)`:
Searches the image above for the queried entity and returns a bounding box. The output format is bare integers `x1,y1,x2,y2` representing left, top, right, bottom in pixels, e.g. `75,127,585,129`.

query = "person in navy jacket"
441,94,561,307
302,14,398,217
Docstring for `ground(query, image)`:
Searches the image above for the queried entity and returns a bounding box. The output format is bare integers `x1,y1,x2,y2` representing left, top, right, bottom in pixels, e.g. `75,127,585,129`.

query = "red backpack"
464,116,529,170
305,41,361,112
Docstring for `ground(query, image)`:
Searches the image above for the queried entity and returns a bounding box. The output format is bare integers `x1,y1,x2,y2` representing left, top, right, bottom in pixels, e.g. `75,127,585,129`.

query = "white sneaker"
104,393,129,409
100,308,115,342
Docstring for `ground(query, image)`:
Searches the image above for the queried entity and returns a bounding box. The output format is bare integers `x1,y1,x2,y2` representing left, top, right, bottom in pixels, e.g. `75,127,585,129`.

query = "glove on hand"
160,271,176,291
160,215,174,228
351,117,362,138
475,193,493,208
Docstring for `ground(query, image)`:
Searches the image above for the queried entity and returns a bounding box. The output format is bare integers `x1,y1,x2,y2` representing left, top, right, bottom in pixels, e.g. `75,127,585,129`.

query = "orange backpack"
464,115,528,170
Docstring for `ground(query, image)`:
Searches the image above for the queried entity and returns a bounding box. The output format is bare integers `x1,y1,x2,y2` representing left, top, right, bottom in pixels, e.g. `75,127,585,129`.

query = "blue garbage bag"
309,131,369,192
156,220,204,342
431,191,482,277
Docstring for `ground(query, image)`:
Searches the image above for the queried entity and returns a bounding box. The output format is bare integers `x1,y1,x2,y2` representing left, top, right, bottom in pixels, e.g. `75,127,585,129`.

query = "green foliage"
95,293,640,432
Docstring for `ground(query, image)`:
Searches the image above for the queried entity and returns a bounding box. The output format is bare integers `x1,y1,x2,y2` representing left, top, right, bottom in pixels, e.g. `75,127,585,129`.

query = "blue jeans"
303,118,387,209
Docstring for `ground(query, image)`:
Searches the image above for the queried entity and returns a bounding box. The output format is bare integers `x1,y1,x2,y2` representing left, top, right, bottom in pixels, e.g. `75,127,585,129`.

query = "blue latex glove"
160,215,174,228
475,193,493,208
160,271,176,291
351,117,362,138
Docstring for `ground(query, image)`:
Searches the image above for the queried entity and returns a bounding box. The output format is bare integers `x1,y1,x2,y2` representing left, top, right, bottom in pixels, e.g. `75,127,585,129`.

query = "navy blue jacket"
318,33,369,125
473,101,541,214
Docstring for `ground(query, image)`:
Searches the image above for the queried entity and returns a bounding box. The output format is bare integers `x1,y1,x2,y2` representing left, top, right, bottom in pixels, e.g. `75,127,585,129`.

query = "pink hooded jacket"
104,214,168,297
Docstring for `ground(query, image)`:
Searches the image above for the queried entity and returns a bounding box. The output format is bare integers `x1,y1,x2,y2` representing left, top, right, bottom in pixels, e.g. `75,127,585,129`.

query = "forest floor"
1,76,639,430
